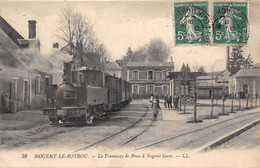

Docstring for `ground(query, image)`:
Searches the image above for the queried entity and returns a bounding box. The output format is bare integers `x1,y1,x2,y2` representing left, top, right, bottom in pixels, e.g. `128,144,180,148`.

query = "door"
24,80,28,108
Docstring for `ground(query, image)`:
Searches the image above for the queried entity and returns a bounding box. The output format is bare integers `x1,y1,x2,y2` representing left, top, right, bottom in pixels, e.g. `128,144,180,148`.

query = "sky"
0,0,259,71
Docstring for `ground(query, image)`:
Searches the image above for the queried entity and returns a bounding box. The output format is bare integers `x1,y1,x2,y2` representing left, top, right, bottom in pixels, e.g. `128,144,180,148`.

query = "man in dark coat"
167,95,172,109
164,94,168,108
174,96,179,110
151,95,161,120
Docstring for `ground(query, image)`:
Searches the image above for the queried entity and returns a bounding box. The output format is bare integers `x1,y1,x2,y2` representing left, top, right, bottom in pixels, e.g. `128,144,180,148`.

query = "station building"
104,61,122,78
127,62,174,99
0,16,52,113
196,70,230,99
229,64,260,99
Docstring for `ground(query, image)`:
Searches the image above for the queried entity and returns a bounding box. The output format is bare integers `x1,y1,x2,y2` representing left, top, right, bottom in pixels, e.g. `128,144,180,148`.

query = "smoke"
45,49,73,72
13,46,72,74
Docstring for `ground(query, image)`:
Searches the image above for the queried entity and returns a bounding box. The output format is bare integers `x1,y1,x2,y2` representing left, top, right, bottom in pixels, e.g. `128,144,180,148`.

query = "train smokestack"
28,20,36,39
63,61,72,83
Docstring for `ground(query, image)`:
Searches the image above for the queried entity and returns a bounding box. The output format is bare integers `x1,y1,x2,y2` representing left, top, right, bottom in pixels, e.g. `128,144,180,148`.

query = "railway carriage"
43,61,131,125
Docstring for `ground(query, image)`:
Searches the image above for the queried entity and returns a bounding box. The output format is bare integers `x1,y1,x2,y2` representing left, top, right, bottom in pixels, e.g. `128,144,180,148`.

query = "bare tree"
56,6,110,70
56,6,76,55
147,38,171,62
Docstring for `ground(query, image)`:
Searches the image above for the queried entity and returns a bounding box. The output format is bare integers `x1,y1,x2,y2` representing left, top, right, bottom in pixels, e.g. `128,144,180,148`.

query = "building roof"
0,27,27,68
127,62,174,67
230,68,260,78
0,16,24,48
105,61,122,70
197,80,223,87
197,75,217,80
254,63,260,68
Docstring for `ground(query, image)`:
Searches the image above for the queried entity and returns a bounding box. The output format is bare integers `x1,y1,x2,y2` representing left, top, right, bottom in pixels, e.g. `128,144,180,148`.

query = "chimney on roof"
171,56,173,63
28,20,36,39
53,42,59,49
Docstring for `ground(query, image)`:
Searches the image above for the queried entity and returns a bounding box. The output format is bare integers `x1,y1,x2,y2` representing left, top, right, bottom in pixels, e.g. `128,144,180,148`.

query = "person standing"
174,96,179,110
164,94,168,108
167,95,172,109
151,95,161,120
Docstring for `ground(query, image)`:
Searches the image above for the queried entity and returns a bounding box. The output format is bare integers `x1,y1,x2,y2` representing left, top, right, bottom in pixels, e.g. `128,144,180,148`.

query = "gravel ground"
0,102,148,151
0,99,259,152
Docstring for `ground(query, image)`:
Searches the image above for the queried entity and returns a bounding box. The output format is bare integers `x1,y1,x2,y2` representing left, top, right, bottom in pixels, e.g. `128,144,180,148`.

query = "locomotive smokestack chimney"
226,46,230,71
28,20,36,39
63,61,72,83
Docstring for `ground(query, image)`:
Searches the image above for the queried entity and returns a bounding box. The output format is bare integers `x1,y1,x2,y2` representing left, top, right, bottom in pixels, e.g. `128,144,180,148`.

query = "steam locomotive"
43,61,131,125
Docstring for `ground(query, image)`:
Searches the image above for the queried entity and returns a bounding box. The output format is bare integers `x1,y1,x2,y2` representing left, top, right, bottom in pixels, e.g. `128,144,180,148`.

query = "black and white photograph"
0,0,259,167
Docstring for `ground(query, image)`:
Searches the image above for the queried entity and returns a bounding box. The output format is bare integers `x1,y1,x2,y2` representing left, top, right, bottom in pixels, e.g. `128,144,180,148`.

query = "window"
36,75,41,94
243,84,248,93
147,85,154,95
23,80,29,107
79,73,84,85
13,78,18,100
45,76,50,88
133,70,139,80
148,71,153,80
162,71,167,80
133,85,139,94
162,85,168,95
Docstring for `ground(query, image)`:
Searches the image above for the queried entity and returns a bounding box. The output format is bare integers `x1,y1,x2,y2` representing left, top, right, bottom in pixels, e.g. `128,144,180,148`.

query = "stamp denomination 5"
174,2,210,45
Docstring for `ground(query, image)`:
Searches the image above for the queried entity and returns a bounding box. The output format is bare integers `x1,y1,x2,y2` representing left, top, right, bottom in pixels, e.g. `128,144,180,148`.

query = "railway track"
132,111,260,152
75,105,156,152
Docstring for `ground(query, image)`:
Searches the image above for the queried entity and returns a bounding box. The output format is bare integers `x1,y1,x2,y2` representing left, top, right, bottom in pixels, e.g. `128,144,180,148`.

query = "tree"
116,47,133,79
116,38,171,79
147,38,171,62
56,6,110,70
244,54,254,68
229,46,246,75
198,65,205,74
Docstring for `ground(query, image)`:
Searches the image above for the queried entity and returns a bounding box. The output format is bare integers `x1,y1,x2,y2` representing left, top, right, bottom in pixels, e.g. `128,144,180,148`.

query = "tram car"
43,61,131,125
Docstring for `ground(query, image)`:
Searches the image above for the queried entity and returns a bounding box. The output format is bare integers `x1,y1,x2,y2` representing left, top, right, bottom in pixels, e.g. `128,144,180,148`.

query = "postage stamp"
213,2,248,45
174,1,210,45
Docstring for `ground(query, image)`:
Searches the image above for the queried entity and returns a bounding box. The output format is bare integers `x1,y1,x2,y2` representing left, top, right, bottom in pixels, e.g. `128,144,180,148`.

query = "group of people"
164,94,179,110
149,94,180,120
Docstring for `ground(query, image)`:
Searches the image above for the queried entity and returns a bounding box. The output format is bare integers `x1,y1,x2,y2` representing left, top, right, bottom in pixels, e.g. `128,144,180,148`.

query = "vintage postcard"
0,0,259,167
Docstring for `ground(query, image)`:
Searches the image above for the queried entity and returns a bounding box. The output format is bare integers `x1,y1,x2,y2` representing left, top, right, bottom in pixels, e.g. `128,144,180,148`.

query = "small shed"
167,72,199,104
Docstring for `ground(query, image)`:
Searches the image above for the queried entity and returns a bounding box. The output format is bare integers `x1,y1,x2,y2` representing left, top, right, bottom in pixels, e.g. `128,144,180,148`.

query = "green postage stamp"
213,2,248,45
174,2,210,45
